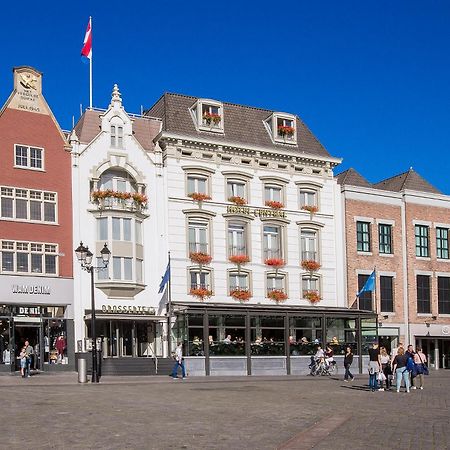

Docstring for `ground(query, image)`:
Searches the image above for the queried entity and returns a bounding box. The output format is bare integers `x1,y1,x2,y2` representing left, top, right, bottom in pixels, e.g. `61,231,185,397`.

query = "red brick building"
339,168,450,369
0,67,74,372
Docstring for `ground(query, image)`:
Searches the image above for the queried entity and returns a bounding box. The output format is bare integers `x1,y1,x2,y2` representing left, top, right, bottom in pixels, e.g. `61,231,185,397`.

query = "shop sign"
101,305,156,315
16,306,42,317
227,205,286,219
12,284,51,295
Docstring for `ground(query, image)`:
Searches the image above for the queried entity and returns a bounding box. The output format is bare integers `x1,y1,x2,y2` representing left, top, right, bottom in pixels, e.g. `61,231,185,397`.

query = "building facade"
339,168,450,369
0,67,74,372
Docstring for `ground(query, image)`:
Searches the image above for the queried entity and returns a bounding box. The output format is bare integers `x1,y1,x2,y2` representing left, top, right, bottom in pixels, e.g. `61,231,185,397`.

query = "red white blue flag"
81,18,92,62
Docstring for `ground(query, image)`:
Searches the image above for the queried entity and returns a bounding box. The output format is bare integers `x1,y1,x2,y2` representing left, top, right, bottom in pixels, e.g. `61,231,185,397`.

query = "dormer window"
264,113,297,144
111,125,123,148
190,99,224,133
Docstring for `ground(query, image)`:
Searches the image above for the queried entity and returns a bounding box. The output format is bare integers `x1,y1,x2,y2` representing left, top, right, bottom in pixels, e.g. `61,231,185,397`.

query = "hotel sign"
227,205,286,219
101,305,156,315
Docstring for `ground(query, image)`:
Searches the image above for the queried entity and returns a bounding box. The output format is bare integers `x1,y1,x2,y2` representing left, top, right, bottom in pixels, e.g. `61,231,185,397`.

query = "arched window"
98,169,138,193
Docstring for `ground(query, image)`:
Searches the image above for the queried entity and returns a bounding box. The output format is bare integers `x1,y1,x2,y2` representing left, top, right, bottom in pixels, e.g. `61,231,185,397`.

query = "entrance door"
14,323,42,371
120,322,133,357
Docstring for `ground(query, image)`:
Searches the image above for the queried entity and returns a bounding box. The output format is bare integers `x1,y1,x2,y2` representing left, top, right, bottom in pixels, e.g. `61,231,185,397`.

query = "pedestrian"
390,342,403,369
392,347,410,393
379,346,391,390
171,342,186,380
368,342,382,392
343,346,354,382
19,347,27,378
23,340,34,378
413,347,428,390
405,344,417,389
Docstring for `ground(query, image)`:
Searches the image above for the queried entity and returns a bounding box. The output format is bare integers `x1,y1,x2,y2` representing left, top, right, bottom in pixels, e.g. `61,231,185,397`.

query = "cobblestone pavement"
0,372,449,449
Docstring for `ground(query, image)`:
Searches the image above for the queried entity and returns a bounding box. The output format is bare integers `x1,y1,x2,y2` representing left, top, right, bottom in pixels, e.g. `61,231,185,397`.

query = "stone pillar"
434,339,440,370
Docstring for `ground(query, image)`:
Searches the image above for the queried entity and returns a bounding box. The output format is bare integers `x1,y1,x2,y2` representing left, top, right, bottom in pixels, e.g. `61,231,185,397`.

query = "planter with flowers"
230,288,252,302
91,190,148,211
277,125,295,139
265,200,284,210
188,192,211,208
189,252,212,266
229,254,250,273
267,289,288,303
265,257,285,274
203,112,221,126
304,290,321,304
301,204,319,220
301,260,321,274
190,287,213,301
228,196,247,206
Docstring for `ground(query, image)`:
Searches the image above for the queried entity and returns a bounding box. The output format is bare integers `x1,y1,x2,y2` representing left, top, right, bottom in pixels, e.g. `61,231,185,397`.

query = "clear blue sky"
1,1,450,192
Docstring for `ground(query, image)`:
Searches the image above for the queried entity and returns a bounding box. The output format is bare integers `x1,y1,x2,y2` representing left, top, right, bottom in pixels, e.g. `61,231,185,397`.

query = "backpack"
406,356,415,372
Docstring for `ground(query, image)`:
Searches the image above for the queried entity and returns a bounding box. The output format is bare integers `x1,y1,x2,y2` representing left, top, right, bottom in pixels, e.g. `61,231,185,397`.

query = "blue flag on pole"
158,261,170,293
357,270,375,297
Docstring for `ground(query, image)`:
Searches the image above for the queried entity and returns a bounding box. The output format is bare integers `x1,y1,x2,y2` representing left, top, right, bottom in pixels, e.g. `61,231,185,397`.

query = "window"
358,274,372,311
111,217,132,241
14,145,44,170
263,225,282,259
229,271,249,291
111,125,124,148
302,275,319,296
300,229,318,261
96,257,109,280
98,169,137,193
264,114,297,144
227,179,246,201
380,276,394,313
98,217,108,241
299,189,317,208
356,221,371,252
190,269,211,290
378,224,392,254
1,187,56,223
267,273,286,295
228,222,247,256
188,220,208,254
135,221,142,245
417,275,431,314
438,277,450,315
415,225,429,257
1,240,58,275
264,184,282,203
112,257,133,281
437,227,449,259
190,99,224,132
187,174,208,196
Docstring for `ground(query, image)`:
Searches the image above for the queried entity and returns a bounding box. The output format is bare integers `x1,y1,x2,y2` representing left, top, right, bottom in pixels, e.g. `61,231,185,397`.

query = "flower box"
230,289,252,302
277,125,295,138
190,287,213,301
301,260,321,272
189,252,212,265
304,290,321,304
188,192,211,202
264,258,285,269
267,289,288,303
301,205,319,215
265,200,284,209
229,254,250,265
203,112,221,126
228,196,247,206
91,190,148,209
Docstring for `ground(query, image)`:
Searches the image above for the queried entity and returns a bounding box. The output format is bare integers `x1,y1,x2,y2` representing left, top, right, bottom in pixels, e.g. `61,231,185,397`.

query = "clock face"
19,72,38,90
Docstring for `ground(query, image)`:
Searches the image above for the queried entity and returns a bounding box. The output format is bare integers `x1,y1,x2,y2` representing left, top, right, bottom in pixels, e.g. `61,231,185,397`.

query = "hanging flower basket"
189,252,212,265
304,290,321,304
188,192,211,202
228,196,247,206
277,125,295,138
190,287,213,301
265,200,284,209
301,260,321,272
264,258,285,269
203,112,221,125
267,289,288,303
230,289,252,302
91,190,148,209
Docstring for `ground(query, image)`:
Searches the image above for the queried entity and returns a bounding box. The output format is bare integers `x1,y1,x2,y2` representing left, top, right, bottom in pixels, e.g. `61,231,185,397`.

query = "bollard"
78,358,87,383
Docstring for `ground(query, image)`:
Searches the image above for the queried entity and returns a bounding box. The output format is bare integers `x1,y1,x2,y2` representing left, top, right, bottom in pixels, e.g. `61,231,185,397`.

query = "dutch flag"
81,17,92,62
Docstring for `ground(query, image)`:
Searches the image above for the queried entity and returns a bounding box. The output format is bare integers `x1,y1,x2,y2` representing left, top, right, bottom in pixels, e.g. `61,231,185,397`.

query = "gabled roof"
373,168,442,194
146,93,333,158
73,109,161,151
336,168,372,188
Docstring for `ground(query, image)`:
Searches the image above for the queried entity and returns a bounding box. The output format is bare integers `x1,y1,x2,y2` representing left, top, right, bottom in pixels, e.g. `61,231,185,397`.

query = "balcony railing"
301,251,318,261
267,286,284,294
264,249,281,260
190,283,210,290
189,242,208,254
229,246,247,256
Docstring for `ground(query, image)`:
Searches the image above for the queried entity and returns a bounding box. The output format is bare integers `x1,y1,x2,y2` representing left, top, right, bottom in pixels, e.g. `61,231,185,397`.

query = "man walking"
24,340,34,378
171,342,186,380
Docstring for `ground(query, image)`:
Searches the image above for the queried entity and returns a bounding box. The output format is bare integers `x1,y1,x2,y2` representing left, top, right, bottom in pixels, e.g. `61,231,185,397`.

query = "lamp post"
75,242,111,383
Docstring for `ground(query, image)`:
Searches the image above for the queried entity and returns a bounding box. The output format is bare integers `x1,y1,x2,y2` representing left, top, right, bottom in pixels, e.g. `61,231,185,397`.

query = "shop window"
326,318,357,355
186,314,204,356
380,276,394,313
208,314,245,356
289,317,323,356
0,318,12,365
45,319,68,365
416,275,431,314
356,221,371,252
14,144,44,170
415,225,429,257
250,316,285,355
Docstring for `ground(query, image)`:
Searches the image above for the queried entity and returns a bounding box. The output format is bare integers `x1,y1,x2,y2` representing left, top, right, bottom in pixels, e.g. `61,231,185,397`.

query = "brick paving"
0,372,449,449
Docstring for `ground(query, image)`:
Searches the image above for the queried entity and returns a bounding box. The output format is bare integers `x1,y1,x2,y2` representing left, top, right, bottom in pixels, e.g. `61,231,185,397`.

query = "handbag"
417,353,429,376
377,371,386,382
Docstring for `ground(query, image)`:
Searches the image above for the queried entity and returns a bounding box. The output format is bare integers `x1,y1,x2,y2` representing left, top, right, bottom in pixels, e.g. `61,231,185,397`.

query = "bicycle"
310,358,338,376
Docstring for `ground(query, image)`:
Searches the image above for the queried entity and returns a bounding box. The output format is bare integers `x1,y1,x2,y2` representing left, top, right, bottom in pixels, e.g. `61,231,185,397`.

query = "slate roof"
73,109,161,151
336,168,371,188
373,168,442,194
145,93,333,158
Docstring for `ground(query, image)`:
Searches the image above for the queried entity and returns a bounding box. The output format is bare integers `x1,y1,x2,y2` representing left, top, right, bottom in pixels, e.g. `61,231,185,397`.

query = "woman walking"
368,342,381,392
392,347,410,393
380,346,391,390
413,347,428,390
343,346,354,382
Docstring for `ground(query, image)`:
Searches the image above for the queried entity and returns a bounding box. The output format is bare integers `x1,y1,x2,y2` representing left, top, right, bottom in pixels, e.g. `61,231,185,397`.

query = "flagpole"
167,251,172,355
89,16,93,109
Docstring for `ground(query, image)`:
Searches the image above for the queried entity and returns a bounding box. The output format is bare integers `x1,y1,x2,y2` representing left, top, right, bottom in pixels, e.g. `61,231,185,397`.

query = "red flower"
301,260,321,272
188,192,211,202
277,125,295,137
265,200,284,209
203,112,222,125
267,289,288,303
230,289,252,302
301,205,319,214
264,258,285,268
304,290,321,304
189,252,212,265
229,254,250,265
91,190,147,207
228,196,247,206
190,287,213,301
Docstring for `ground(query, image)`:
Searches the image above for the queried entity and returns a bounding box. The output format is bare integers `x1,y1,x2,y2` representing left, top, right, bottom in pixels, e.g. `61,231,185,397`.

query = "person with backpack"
392,347,411,393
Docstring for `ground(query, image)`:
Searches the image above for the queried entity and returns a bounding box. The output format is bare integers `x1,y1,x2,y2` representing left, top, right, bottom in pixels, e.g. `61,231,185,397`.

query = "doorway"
14,324,42,371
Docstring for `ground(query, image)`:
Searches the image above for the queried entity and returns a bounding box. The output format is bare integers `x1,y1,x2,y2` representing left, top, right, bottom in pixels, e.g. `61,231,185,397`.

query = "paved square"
0,372,449,449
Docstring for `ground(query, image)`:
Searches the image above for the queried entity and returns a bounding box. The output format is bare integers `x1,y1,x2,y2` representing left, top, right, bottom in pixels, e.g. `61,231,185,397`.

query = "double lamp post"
74,242,111,383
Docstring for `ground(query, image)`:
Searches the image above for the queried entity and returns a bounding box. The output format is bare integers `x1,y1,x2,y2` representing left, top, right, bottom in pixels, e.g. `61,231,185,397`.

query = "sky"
1,0,450,192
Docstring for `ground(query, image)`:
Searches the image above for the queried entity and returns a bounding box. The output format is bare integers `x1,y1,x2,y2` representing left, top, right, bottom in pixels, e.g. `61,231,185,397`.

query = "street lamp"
74,242,111,383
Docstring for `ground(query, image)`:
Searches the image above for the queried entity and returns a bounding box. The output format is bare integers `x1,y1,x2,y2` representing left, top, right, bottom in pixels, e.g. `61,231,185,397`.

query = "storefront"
173,303,378,376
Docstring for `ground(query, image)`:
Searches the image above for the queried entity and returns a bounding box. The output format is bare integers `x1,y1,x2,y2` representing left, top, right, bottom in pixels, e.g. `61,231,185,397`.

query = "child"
20,347,27,378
